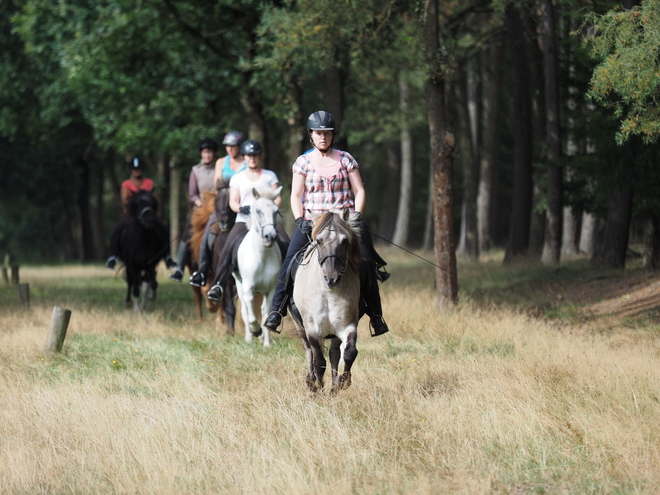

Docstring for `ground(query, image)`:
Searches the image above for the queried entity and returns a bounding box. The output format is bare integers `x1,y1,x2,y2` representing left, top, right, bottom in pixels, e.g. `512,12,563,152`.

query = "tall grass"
1,254,660,493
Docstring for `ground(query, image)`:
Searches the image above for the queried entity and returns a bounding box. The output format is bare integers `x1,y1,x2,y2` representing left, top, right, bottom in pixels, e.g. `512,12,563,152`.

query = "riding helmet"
198,137,219,152
306,111,335,132
222,131,246,147
241,139,263,156
127,156,145,171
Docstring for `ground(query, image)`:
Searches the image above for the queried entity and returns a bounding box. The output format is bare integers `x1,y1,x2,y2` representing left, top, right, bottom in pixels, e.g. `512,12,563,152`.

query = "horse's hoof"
251,328,262,338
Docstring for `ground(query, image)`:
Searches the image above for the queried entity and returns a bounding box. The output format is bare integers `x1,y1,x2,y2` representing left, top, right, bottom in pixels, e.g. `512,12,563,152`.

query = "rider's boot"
263,311,283,334
164,254,177,270
169,240,188,283
362,262,390,337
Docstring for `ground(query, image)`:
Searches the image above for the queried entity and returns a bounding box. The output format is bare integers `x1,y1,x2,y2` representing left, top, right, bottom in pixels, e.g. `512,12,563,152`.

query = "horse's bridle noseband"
137,206,154,227
315,233,349,275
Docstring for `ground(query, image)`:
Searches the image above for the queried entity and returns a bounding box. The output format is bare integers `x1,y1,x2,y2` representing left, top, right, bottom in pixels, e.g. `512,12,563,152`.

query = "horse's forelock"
312,212,362,271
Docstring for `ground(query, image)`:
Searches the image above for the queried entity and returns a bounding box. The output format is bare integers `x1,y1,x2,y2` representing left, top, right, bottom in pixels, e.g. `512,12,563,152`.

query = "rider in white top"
205,140,289,302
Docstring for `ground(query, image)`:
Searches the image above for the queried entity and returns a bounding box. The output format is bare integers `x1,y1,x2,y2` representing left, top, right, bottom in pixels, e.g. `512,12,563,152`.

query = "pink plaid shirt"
293,150,358,220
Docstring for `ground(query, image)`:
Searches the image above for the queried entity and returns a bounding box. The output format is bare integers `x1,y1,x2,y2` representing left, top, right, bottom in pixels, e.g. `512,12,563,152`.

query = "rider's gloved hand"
295,217,313,236
239,205,251,215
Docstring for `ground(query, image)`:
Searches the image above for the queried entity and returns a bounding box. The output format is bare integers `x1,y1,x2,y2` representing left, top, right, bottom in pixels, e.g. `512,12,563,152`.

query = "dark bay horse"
289,210,363,394
189,184,237,332
118,190,169,311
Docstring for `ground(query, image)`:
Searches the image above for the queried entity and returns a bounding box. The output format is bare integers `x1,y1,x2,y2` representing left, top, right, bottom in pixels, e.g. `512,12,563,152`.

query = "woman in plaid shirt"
263,110,389,337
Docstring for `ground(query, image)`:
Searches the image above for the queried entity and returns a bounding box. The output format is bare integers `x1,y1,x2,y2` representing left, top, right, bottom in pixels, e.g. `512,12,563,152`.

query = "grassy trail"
1,253,660,494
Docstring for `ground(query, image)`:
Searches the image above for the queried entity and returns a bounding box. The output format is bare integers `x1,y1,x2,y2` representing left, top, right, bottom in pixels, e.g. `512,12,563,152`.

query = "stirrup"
190,271,205,287
369,316,390,337
263,311,283,334
207,283,223,302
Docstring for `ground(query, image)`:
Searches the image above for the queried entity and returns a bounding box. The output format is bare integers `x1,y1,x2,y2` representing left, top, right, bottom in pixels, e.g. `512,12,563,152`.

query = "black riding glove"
295,217,313,236
239,205,251,215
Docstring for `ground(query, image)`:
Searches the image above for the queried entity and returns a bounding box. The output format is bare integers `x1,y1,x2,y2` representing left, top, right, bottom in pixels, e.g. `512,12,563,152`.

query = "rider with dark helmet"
105,157,177,270
262,110,390,337
189,131,247,287
205,139,289,301
169,137,219,282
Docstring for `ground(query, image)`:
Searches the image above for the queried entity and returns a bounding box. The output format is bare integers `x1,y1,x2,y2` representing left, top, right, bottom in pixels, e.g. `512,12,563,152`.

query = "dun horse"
118,190,169,311
288,210,362,394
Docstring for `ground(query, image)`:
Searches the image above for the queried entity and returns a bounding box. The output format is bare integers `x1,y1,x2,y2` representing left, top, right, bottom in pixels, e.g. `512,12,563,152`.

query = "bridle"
315,229,348,275
137,205,154,227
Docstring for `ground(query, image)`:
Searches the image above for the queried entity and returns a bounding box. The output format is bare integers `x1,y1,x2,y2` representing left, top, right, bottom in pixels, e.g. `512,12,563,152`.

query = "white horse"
233,187,283,347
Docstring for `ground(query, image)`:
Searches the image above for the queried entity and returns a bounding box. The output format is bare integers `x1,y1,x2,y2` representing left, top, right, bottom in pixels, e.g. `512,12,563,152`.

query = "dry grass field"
1,251,660,494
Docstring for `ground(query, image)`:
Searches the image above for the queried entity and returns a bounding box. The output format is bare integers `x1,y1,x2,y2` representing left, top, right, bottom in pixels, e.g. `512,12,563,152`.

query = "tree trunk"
382,144,400,240
524,10,547,257
561,206,578,257
393,73,413,247
593,151,634,269
504,4,533,263
642,214,660,271
477,39,503,254
453,63,479,260
95,156,107,259
579,211,597,257
71,152,95,262
425,0,458,307
540,0,563,265
324,49,348,150
169,157,181,259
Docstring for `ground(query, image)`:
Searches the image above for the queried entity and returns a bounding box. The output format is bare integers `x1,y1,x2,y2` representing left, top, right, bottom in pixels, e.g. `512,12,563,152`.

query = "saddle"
286,241,373,324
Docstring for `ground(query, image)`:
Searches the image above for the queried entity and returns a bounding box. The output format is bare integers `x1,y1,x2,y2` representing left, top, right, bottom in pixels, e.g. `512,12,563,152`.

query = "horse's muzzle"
325,275,341,289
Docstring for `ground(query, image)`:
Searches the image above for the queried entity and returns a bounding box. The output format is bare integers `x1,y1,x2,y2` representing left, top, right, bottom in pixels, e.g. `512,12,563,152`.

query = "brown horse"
289,210,362,395
188,185,236,332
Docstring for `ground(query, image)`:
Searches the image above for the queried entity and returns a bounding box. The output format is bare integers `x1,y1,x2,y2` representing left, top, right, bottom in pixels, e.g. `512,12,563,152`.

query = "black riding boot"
361,261,390,337
191,230,216,287
170,240,189,282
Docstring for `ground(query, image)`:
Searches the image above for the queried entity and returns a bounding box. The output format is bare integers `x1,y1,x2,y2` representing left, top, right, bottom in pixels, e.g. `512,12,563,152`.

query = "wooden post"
18,283,30,309
10,264,19,285
45,306,72,353
2,253,10,285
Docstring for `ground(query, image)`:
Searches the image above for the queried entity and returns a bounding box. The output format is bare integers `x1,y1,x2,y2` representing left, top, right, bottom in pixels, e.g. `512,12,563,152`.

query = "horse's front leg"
329,337,341,385
260,290,274,347
333,326,358,392
243,286,262,341
307,335,326,395
139,280,149,311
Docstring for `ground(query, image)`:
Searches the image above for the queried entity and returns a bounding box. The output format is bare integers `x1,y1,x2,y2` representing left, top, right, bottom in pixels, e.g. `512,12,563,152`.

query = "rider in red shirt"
105,157,176,270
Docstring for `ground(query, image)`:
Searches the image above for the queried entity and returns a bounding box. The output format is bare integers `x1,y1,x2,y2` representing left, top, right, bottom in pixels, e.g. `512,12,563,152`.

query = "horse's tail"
190,191,216,264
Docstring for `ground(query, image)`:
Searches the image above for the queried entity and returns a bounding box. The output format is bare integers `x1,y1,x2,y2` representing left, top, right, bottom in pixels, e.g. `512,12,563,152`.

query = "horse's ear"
274,186,283,198
252,188,260,199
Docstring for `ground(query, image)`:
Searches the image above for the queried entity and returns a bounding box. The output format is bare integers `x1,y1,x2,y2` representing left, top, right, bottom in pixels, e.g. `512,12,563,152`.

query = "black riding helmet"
127,156,145,172
199,137,219,151
222,131,246,147
241,139,262,155
307,110,335,150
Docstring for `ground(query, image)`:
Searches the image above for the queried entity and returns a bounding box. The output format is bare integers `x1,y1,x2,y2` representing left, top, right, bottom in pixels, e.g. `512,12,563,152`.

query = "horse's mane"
190,191,216,264
311,211,363,273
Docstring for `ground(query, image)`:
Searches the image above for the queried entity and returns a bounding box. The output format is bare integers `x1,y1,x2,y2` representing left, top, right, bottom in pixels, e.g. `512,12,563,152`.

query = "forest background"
1,0,659,282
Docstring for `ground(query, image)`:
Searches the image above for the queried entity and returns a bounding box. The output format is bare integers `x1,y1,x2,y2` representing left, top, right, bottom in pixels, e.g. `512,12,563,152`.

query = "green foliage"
586,0,660,143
